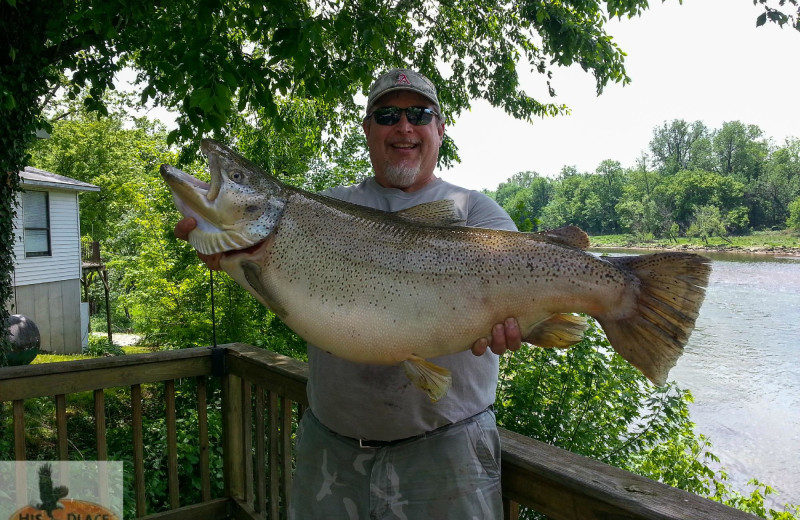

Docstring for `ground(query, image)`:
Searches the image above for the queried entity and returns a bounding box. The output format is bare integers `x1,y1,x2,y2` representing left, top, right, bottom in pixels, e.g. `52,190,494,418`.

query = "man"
175,69,521,518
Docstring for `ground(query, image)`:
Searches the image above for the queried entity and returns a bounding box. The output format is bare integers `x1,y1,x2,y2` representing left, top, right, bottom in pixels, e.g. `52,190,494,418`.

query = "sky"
439,0,800,191
130,0,800,192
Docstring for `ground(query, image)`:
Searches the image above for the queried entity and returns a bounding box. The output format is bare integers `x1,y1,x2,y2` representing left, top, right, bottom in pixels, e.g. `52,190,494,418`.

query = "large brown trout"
161,140,711,400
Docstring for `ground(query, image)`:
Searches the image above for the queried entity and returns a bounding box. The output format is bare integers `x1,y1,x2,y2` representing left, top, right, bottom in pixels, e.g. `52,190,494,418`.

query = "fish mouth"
160,164,216,222
160,163,257,255
160,140,233,214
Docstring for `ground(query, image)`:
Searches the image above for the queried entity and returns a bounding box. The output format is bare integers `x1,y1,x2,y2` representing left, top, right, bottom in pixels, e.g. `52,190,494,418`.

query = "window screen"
23,190,51,257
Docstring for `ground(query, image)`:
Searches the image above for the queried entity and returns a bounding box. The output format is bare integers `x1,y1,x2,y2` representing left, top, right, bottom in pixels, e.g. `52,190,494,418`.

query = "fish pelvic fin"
525,313,590,348
402,355,452,402
599,252,712,386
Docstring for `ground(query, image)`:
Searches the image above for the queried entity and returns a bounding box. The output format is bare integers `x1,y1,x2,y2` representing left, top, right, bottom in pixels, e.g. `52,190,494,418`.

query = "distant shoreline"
589,242,800,257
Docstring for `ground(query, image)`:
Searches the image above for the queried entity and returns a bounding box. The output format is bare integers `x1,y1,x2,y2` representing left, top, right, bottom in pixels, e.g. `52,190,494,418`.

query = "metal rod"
210,269,217,347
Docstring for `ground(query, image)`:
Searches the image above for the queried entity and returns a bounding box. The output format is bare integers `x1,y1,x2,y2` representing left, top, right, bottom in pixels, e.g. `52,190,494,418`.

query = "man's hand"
174,217,222,270
471,317,522,356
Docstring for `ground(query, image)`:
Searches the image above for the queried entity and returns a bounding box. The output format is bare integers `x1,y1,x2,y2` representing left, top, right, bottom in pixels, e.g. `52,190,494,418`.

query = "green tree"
615,158,674,238
538,163,622,235
658,169,748,232
712,121,768,181
497,321,800,519
754,0,800,30
3,0,799,360
755,138,800,229
649,119,709,175
495,171,553,231
588,159,624,233
686,205,730,244
788,196,800,231
0,0,667,361
539,166,584,230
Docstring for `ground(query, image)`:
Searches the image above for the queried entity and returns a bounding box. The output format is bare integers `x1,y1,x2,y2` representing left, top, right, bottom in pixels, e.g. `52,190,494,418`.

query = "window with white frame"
23,190,51,257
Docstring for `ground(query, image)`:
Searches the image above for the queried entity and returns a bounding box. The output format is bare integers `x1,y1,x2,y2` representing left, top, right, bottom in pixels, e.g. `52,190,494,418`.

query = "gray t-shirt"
307,176,517,441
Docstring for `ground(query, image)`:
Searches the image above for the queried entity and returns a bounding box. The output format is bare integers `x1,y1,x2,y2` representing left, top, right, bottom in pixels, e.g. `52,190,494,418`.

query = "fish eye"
230,170,246,184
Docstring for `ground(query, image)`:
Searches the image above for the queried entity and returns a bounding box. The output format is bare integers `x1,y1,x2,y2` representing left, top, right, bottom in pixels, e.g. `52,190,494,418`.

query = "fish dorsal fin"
392,200,465,226
526,225,590,250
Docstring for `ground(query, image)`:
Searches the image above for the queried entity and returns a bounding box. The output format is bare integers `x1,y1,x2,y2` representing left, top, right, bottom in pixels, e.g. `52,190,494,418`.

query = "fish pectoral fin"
392,200,465,227
241,261,289,319
402,355,452,402
524,313,590,348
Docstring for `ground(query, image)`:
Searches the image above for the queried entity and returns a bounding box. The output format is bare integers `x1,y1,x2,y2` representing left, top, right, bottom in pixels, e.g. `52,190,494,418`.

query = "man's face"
362,90,445,192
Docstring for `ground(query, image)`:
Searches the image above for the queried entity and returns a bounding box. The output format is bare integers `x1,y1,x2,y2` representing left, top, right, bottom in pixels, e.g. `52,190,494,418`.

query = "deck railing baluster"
197,376,212,502
131,383,146,517
94,388,109,507
55,393,68,459
280,396,293,507
0,344,759,520
268,391,279,520
165,379,179,510
255,385,267,517
242,380,254,506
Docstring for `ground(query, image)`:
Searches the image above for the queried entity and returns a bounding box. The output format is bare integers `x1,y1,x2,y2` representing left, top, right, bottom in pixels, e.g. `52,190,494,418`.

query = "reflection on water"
596,249,800,506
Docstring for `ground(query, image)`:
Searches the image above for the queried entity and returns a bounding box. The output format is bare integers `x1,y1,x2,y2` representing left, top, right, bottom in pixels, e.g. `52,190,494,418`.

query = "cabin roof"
20,166,100,193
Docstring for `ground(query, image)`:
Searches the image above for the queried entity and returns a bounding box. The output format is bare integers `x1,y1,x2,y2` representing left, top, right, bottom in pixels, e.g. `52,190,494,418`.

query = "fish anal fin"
402,355,452,402
527,225,590,250
393,200,465,226
599,252,711,386
525,313,590,348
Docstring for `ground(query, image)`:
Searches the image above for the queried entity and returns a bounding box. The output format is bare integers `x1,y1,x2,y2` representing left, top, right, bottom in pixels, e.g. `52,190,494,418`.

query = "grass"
31,345,151,365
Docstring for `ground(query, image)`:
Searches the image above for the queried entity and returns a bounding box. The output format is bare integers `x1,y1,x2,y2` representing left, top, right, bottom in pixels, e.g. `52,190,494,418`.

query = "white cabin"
9,167,100,354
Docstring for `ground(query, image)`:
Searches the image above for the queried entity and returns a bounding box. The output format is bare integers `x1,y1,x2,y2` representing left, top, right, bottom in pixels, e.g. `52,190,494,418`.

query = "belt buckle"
359,438,383,449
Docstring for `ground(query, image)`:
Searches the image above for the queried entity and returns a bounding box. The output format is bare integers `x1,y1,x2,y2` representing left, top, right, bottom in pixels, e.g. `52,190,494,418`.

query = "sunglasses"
367,106,440,126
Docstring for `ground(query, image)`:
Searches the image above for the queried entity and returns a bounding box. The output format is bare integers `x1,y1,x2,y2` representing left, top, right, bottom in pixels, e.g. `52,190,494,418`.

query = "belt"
355,406,494,449
358,433,425,449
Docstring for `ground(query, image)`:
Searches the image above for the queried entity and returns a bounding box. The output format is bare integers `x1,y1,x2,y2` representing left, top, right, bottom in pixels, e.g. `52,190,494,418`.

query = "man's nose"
394,112,414,131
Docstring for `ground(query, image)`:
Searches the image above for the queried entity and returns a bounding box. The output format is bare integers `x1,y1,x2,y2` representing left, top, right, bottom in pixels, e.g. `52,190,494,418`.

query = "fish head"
160,139,287,255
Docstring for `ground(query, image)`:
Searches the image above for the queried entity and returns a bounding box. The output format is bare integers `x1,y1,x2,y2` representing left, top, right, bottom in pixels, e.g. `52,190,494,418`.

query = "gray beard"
383,164,421,188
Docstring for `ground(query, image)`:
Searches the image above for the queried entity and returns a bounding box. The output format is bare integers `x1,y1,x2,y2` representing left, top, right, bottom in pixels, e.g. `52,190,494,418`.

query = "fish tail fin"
402,355,452,402
524,313,590,348
598,253,711,386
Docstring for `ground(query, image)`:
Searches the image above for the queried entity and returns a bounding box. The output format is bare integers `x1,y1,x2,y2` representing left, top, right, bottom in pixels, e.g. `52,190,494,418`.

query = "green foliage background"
489,120,800,243
497,321,799,519
13,96,797,517
2,0,799,517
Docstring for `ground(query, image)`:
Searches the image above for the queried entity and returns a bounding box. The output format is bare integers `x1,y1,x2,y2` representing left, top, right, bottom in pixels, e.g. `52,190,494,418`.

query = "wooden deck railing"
0,344,756,519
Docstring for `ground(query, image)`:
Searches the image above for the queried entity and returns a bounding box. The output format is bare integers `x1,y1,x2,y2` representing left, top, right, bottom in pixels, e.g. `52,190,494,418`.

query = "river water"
599,249,800,508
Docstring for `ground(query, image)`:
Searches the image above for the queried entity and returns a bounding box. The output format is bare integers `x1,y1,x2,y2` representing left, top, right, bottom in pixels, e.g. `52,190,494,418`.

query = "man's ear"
362,118,371,138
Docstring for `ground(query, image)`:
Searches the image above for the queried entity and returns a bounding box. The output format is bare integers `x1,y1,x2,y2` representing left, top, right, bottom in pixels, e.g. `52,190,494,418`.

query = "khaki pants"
289,409,503,520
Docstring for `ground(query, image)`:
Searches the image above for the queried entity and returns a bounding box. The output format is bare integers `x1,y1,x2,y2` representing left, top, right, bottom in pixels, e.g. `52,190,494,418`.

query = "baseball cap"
366,68,440,114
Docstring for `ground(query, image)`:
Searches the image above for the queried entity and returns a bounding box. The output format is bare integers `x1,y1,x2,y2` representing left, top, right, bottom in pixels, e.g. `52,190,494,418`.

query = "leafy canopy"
1,0,798,359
